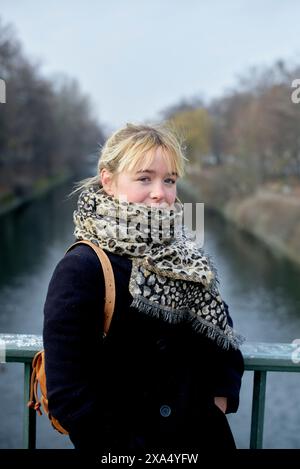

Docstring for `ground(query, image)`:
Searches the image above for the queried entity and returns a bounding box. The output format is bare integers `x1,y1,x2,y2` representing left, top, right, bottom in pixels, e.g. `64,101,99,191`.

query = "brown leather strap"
66,240,116,338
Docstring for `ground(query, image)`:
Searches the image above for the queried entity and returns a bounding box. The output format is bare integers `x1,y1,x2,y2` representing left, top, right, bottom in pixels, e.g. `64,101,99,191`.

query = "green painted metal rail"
1,334,300,449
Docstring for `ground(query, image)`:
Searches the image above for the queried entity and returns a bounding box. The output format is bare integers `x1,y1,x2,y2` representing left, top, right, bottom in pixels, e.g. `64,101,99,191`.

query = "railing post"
250,370,267,449
23,362,36,449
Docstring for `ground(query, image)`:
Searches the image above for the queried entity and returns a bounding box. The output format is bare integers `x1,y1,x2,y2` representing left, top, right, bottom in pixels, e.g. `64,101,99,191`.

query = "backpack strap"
66,240,116,338
28,351,43,416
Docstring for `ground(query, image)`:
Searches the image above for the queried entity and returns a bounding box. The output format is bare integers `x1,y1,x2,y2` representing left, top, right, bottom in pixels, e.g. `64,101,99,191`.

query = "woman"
43,122,244,453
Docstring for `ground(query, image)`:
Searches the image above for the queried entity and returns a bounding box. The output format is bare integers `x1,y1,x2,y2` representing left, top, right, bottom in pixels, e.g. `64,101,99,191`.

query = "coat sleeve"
43,245,105,444
212,301,244,414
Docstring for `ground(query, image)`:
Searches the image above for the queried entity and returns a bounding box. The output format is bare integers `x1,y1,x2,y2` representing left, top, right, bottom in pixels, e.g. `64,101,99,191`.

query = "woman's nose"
150,182,166,201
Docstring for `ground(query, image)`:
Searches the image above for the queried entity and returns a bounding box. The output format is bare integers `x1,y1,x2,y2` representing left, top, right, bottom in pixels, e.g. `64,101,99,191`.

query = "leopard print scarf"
73,187,244,350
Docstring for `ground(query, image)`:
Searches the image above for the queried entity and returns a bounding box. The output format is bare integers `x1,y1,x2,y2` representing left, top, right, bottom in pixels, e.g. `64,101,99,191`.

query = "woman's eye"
165,179,176,185
137,177,150,183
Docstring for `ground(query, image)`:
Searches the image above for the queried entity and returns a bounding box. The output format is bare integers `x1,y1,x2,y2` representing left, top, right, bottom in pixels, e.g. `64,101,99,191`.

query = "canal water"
0,182,300,448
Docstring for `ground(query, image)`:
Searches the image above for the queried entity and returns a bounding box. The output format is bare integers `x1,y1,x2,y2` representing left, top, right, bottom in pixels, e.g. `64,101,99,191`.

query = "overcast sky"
1,0,300,131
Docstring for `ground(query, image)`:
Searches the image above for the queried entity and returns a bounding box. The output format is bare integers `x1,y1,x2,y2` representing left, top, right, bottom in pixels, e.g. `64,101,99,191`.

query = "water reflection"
203,211,300,343
0,184,75,287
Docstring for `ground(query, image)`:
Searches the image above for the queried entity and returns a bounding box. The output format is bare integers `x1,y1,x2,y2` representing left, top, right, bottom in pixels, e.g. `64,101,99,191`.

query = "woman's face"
101,147,178,206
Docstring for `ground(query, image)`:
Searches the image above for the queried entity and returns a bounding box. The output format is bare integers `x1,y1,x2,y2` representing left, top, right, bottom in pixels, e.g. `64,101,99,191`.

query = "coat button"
156,338,167,351
160,405,171,417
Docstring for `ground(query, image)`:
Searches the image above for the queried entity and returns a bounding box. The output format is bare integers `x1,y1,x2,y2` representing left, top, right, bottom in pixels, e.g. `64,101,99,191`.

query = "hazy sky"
1,0,300,131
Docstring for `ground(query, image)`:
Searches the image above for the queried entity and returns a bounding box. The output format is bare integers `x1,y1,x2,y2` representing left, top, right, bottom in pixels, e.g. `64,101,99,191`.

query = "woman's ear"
100,168,114,196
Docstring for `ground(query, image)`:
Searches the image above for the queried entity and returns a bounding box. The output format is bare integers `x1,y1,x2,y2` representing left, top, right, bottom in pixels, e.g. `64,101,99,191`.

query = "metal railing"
1,333,300,449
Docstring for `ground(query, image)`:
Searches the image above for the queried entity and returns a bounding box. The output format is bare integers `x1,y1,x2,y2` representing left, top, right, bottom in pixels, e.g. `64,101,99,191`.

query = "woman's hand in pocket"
214,396,227,414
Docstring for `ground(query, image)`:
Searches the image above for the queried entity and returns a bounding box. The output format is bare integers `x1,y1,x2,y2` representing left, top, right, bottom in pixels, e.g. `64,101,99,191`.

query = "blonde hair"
72,122,188,194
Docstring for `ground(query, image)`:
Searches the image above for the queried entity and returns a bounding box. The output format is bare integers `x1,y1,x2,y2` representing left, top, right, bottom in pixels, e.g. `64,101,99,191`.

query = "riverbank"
179,172,300,267
0,172,72,217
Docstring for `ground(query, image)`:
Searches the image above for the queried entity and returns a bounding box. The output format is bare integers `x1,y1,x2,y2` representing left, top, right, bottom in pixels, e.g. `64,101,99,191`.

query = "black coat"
43,243,244,451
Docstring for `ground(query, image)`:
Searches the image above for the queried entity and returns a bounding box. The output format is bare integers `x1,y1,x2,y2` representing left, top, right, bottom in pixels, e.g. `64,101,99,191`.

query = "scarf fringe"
131,297,245,350
187,315,245,350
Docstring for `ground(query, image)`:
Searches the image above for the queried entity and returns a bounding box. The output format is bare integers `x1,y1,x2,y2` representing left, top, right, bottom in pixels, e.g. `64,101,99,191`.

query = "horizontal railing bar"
1,334,300,371
244,364,300,372
242,341,300,372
